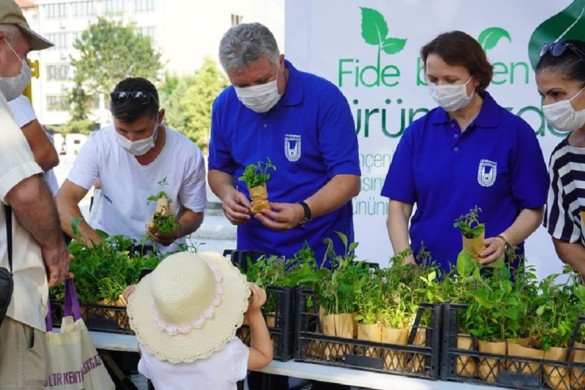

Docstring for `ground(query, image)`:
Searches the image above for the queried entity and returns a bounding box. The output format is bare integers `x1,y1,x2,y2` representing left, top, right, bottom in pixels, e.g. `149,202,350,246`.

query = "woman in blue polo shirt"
539,40,585,276
381,31,548,273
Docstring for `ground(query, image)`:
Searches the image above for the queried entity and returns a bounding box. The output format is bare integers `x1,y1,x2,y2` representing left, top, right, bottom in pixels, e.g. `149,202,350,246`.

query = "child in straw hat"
124,251,273,389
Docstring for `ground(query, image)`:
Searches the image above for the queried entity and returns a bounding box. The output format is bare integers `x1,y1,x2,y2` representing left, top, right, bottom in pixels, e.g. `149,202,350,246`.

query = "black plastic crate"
237,285,295,361
294,288,442,379
50,300,132,334
441,302,585,389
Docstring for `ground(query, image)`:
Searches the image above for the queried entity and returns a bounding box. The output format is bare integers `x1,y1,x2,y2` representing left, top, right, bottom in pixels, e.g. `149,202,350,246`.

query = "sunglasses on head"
110,91,158,105
539,41,585,60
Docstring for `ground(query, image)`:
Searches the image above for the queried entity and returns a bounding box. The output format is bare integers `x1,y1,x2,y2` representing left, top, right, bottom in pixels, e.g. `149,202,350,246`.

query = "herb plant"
146,177,179,235
453,206,484,239
239,158,276,189
51,219,163,305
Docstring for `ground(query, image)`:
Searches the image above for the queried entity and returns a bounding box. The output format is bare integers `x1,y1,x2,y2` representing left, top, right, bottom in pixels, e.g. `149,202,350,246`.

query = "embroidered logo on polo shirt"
284,134,301,162
478,159,497,187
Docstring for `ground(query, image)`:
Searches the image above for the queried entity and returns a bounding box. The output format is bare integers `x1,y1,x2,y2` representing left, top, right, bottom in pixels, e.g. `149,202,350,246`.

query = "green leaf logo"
478,27,512,51
360,7,406,56
528,0,585,70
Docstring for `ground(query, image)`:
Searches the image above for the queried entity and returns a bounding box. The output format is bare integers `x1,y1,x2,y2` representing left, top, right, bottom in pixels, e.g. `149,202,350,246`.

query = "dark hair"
536,39,585,85
109,77,159,122
420,31,493,93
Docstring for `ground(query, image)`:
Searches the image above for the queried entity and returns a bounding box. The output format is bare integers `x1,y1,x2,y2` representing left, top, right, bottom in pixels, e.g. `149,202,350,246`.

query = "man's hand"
42,243,71,288
254,202,304,231
221,188,252,225
146,227,176,246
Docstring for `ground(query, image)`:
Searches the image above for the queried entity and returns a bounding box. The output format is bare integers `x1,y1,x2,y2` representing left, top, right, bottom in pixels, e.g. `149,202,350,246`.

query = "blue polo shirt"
381,92,548,272
209,60,360,264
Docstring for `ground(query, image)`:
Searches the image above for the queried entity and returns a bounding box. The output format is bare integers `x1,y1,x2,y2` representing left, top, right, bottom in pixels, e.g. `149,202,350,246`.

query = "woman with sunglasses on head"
56,77,207,253
538,40,585,276
381,31,549,273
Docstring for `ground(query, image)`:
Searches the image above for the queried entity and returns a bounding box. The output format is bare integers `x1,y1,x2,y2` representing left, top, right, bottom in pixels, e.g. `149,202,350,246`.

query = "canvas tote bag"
44,279,115,390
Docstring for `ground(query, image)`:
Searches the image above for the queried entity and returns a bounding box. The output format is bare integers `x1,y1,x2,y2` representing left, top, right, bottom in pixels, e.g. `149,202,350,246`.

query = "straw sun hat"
127,251,250,363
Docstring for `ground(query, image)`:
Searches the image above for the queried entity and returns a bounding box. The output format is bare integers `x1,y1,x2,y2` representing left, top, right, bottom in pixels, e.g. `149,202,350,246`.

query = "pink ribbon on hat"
151,263,224,336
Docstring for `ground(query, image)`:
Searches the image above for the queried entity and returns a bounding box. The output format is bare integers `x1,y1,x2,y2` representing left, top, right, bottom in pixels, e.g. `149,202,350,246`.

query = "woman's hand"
479,236,507,265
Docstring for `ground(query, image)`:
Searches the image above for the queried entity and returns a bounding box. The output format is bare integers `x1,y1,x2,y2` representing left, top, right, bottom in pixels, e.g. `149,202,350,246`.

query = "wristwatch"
298,201,312,226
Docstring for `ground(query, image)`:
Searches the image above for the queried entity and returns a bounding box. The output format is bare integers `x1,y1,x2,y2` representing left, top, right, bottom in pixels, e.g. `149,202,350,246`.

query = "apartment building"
17,0,284,126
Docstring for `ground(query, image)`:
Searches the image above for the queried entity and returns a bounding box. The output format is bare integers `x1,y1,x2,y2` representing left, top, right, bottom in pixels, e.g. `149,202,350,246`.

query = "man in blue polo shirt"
208,22,361,267
209,22,360,390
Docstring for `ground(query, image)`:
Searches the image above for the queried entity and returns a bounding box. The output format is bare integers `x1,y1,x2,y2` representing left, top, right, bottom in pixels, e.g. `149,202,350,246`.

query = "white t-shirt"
7,95,59,196
138,338,249,390
67,125,207,252
0,93,47,331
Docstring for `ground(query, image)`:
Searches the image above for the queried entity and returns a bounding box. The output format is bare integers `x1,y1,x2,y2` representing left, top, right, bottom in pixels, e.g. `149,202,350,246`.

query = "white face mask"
0,41,32,101
542,87,585,132
428,76,474,112
116,124,159,156
234,70,282,113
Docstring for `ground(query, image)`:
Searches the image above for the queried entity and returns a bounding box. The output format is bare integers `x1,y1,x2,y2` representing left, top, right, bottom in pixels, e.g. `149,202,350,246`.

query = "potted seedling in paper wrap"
146,178,179,235
239,158,276,214
453,206,485,260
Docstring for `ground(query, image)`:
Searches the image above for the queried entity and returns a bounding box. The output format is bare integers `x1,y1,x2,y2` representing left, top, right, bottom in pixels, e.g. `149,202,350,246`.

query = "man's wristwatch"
298,201,312,226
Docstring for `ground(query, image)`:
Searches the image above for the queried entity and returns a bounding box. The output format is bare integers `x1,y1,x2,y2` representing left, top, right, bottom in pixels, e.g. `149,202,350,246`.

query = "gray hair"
218,23,279,72
0,24,19,45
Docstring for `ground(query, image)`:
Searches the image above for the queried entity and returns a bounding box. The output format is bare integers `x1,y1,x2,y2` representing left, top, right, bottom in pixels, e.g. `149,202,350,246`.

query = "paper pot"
477,340,506,383
249,185,270,214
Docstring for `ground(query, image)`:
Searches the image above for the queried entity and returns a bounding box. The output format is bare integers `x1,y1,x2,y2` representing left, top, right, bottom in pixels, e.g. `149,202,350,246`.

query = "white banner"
285,0,584,277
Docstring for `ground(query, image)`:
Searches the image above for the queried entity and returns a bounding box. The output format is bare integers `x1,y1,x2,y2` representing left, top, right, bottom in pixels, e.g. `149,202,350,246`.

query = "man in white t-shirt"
8,94,60,195
0,2,70,387
56,77,207,253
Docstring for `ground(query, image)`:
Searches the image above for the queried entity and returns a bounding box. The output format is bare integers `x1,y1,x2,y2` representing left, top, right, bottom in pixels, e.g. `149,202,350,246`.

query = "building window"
46,33,68,50
45,3,67,19
104,0,125,14
231,14,243,27
72,1,96,17
135,0,155,12
136,26,156,42
46,65,70,81
47,95,69,112
71,31,82,46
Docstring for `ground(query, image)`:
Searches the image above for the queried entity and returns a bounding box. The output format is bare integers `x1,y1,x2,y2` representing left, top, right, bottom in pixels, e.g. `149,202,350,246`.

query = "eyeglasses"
110,91,158,105
539,41,585,60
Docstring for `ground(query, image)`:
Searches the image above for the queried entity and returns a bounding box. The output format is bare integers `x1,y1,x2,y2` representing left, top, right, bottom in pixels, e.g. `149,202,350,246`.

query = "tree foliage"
65,81,95,135
161,57,228,152
70,17,162,96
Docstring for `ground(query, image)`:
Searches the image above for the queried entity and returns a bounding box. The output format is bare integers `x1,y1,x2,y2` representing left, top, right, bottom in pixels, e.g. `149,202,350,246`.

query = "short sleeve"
316,86,361,178
0,97,42,201
7,95,36,127
229,338,250,382
381,127,416,202
509,120,548,209
545,149,581,243
178,145,207,213
208,94,237,174
66,133,100,190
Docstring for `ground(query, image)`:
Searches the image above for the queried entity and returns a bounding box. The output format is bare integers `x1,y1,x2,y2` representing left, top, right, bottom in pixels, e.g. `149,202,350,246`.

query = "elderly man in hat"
0,0,70,387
